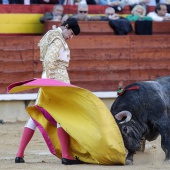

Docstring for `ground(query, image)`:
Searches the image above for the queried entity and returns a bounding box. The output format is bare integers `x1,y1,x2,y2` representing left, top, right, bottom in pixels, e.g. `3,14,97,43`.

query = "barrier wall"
1,33,170,94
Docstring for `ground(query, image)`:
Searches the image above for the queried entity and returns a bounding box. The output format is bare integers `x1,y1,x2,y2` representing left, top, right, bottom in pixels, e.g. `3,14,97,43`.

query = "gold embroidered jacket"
38,27,70,83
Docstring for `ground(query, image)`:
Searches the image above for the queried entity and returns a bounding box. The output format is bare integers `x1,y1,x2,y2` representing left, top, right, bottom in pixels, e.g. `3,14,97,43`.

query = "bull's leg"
158,118,170,162
125,152,135,165
136,137,146,152
161,134,170,162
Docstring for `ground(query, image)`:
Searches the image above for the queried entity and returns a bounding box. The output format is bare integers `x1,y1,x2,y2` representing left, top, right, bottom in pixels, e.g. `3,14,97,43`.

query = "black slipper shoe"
15,157,25,163
61,157,83,165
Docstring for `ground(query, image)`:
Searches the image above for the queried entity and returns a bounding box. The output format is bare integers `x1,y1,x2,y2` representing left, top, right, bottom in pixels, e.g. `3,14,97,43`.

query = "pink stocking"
16,127,35,158
57,127,75,160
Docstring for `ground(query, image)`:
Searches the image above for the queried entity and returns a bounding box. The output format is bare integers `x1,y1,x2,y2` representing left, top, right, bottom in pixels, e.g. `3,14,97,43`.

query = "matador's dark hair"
61,18,80,35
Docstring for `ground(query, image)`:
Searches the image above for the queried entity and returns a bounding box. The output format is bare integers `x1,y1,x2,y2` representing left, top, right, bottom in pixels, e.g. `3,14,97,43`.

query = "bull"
110,76,170,165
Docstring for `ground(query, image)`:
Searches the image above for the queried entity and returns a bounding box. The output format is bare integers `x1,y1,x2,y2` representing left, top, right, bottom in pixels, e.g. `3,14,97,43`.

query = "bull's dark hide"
110,76,170,165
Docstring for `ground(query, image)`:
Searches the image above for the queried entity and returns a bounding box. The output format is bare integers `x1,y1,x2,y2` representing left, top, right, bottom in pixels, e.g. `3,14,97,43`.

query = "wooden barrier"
1,33,170,94
45,20,170,35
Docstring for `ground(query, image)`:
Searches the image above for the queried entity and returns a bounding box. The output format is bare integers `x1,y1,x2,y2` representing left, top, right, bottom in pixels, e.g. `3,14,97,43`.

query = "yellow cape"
8,78,126,165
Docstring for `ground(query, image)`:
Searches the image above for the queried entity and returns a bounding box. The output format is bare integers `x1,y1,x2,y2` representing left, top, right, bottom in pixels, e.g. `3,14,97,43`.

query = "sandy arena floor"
0,122,170,170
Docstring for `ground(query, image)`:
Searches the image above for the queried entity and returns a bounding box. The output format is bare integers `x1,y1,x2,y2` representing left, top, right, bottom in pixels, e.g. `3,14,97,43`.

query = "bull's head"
114,110,141,156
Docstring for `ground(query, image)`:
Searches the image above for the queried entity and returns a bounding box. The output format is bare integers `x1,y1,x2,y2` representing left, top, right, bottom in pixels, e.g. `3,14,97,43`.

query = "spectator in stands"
126,4,152,21
39,4,69,24
71,3,90,20
147,3,170,21
84,6,120,21
100,7,120,20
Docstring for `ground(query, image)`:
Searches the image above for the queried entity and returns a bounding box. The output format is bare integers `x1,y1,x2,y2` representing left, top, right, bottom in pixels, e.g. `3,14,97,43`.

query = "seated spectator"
84,6,120,21
147,3,170,21
101,7,120,20
126,4,152,21
39,4,69,24
71,3,90,21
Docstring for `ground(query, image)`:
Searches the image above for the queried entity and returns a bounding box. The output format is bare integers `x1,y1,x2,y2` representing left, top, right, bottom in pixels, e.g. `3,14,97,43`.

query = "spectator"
39,4,69,24
126,4,152,21
71,3,90,20
100,7,120,20
147,3,170,21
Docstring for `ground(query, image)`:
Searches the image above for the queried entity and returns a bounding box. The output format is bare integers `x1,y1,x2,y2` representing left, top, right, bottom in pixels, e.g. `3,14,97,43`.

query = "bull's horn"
115,110,132,124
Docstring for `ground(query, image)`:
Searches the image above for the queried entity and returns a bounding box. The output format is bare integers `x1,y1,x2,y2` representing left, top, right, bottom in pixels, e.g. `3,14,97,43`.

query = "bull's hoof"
0,120,5,124
125,159,133,165
164,159,170,163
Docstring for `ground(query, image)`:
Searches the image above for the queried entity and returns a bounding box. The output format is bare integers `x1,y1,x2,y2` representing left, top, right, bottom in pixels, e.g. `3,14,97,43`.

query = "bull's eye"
122,126,127,134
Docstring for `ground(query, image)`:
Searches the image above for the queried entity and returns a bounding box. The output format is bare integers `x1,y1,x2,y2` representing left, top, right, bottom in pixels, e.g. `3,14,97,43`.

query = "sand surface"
0,122,170,170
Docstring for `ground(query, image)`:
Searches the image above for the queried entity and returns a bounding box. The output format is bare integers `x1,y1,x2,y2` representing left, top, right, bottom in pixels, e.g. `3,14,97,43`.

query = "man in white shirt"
147,3,170,21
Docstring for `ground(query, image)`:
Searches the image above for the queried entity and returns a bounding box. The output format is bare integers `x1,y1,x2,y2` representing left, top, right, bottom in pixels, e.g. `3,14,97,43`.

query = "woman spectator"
126,4,152,21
